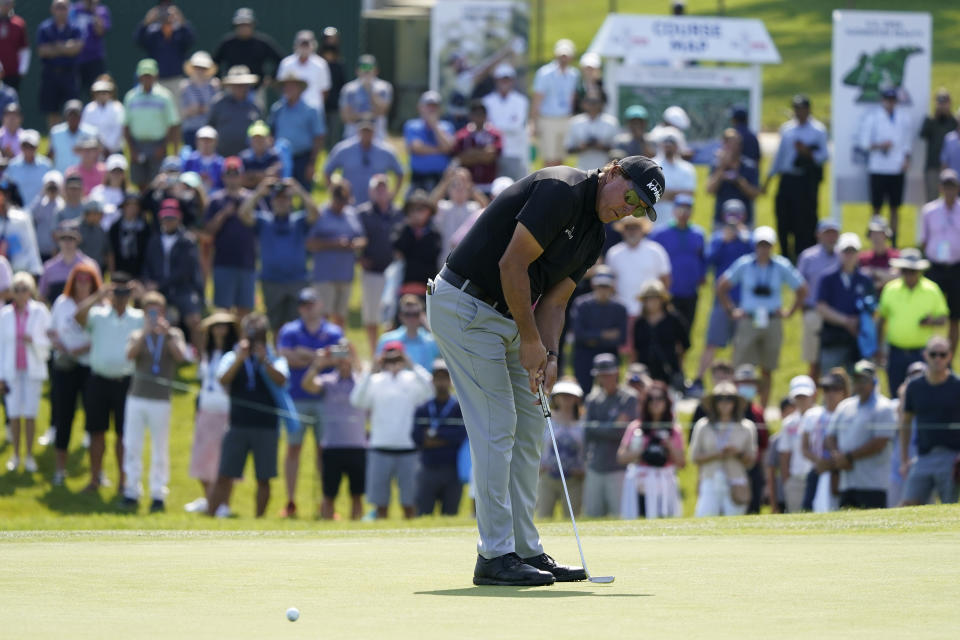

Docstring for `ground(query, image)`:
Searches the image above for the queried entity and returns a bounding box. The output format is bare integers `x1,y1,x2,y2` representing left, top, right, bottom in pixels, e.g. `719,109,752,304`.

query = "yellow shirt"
877,277,949,349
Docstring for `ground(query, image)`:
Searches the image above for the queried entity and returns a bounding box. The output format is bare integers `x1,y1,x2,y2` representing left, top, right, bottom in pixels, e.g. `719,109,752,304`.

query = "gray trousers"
426,276,545,560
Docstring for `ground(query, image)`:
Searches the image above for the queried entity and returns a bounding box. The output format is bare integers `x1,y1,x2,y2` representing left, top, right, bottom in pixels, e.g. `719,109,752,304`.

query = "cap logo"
646,180,662,204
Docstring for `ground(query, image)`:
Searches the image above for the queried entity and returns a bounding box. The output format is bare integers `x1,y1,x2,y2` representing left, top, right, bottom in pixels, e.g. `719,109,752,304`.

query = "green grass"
2,507,959,639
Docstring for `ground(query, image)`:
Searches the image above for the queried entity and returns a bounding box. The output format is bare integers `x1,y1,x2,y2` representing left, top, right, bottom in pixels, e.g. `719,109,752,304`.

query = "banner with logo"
429,1,528,125
830,10,932,209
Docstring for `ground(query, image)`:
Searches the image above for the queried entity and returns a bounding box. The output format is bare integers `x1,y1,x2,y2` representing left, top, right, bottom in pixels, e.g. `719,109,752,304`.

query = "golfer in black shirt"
426,156,665,585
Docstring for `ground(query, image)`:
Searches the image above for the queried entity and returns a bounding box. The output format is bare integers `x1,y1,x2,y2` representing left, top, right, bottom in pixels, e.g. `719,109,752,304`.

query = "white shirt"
859,106,914,175
648,124,690,154
564,112,620,171
89,184,124,229
653,153,697,229
532,61,580,117
605,238,672,316
277,53,331,114
51,295,91,366
80,100,126,153
434,199,481,270
482,90,529,160
198,351,230,414
0,207,42,275
349,364,434,449
777,409,815,477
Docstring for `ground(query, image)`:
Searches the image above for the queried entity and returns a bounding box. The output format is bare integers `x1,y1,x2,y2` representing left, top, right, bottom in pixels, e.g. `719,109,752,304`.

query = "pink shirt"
919,197,960,264
67,163,107,196
14,306,28,371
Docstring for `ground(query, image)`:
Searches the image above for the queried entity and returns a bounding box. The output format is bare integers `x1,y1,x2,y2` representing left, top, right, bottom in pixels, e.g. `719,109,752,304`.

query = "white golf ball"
286,607,300,622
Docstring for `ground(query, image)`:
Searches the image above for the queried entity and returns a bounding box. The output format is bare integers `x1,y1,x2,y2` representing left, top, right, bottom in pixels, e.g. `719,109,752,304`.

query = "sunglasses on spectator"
927,351,950,359
715,395,738,402
648,395,667,402
12,286,29,293
822,386,845,392
359,63,375,71
383,357,403,364
401,310,420,317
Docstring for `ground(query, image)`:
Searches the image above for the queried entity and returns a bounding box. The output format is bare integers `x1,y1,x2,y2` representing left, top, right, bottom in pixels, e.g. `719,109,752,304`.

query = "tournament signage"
830,10,932,210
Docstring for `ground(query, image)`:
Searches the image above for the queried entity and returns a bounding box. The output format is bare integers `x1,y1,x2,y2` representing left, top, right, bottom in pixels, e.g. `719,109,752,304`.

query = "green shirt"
85,305,145,378
878,277,949,349
123,84,180,142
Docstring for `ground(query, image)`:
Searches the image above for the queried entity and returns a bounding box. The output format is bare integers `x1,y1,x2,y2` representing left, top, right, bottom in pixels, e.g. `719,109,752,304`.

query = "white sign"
587,14,781,65
830,10,931,210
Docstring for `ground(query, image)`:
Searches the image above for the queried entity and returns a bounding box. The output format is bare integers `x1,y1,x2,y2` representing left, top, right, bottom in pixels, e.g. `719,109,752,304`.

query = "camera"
330,344,349,359
752,284,772,297
270,182,288,195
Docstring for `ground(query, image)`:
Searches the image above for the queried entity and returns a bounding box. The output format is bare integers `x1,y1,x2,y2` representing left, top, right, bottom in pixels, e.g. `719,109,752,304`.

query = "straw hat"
637,279,670,302
201,309,238,331
222,65,259,86
183,51,218,78
704,381,747,419
276,71,308,89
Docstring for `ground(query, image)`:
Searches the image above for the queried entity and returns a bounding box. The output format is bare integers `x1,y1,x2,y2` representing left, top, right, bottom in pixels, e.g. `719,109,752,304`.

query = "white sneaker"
214,504,232,518
99,472,111,488
23,457,37,473
82,432,90,449
37,427,56,447
53,470,66,486
184,497,208,513
5,455,19,472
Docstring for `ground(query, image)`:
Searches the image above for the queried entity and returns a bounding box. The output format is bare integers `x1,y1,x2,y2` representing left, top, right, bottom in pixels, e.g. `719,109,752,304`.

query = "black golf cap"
619,155,664,222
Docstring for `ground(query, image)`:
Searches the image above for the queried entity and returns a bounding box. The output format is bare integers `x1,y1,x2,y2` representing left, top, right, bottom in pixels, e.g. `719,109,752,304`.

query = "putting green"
2,508,958,639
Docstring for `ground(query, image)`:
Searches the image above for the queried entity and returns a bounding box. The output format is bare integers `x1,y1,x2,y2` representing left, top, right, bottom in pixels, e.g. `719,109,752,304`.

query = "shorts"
170,290,203,320
706,302,735,348
39,68,78,113
84,373,131,434
218,426,279,480
537,115,571,162
261,280,305,333
869,173,904,211
287,400,324,447
129,140,165,187
213,266,256,310
839,489,887,509
321,448,366,498
361,271,386,326
801,309,822,364
365,449,418,508
189,408,229,483
926,263,960,320
315,281,351,320
5,371,42,418
903,447,959,504
733,316,783,371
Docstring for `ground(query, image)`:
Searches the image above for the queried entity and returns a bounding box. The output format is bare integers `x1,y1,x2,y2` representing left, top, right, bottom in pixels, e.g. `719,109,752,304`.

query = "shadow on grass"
416,588,651,598
36,485,133,516
0,468,38,496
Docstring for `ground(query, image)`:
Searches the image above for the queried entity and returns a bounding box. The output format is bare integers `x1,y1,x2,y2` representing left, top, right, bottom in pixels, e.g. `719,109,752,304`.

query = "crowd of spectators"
0,2,957,518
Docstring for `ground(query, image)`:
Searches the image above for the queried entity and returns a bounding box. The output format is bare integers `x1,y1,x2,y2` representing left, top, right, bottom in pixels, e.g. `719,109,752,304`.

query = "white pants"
695,472,747,517
812,471,839,513
6,371,42,418
621,464,681,519
123,396,172,501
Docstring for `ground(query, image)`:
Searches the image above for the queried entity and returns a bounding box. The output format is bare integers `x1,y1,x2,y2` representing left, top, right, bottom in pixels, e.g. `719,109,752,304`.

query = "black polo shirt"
446,166,605,308
229,358,280,431
904,373,960,454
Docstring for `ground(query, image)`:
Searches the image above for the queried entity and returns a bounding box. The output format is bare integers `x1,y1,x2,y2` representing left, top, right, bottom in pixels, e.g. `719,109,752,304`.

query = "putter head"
589,575,615,584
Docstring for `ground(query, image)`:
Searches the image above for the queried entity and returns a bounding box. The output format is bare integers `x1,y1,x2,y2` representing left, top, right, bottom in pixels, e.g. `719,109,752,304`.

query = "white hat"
493,63,516,79
105,154,128,172
551,380,583,399
554,38,575,57
43,170,64,188
663,105,690,130
753,226,777,246
788,375,816,399
196,126,218,140
838,232,862,252
19,129,40,148
579,52,601,68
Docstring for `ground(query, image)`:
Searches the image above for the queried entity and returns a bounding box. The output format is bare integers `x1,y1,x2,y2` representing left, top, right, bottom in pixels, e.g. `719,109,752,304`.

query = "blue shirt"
6,155,52,208
269,98,325,156
817,267,874,346
205,189,256,269
649,223,707,298
797,243,840,307
239,147,281,174
325,136,404,206
403,118,454,175
412,396,466,468
183,152,224,191
277,318,343,401
569,293,628,351
0,84,18,115
37,18,83,71
723,254,804,313
706,233,753,305
69,2,111,64
940,131,960,176
255,211,310,282
376,327,439,370
711,157,759,227
734,123,760,164
135,22,195,79
532,61,580,117
309,206,362,282
49,123,98,174
768,117,829,177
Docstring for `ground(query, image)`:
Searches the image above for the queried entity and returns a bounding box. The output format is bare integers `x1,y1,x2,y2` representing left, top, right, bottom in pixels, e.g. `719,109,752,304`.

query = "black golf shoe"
522,553,587,582
473,553,555,586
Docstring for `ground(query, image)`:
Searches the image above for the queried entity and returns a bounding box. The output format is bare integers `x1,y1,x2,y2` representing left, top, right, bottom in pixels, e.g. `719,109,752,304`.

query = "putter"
538,383,615,584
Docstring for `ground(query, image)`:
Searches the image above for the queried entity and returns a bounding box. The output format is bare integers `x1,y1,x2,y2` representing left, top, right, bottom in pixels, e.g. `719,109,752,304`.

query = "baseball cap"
43,170,64,189
179,171,202,190
817,218,841,233
554,39,575,57
552,380,584,399
753,225,777,246
224,156,244,172
493,63,516,79
297,287,318,305
936,88,951,103
357,54,377,69
853,360,877,378
82,199,103,213
788,375,816,399
627,362,650,383
867,215,892,237
733,364,758,382
819,372,847,389
160,156,182,173
382,340,405,354
419,90,442,106
579,52,601,69
247,120,271,138
232,7,255,25
19,129,40,148
431,358,448,373
906,361,927,379
623,104,649,121
792,94,811,108
619,155,665,222
591,268,615,288
838,232,862,252
663,106,690,130
722,198,747,222
55,219,82,240
590,353,618,376
196,126,218,140
63,100,83,115
64,173,83,185
158,198,181,219
729,104,748,121
91,79,114,94
355,118,376,131
75,136,99,151
136,58,159,77
105,154,128,172
674,193,694,208
881,87,898,100
940,168,960,185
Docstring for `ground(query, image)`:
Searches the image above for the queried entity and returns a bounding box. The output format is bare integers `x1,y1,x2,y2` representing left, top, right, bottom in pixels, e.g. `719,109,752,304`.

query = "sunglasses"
927,351,950,359
383,357,403,364
358,63,375,71
624,187,649,210
822,386,844,393
715,395,738,402
647,395,667,402
12,286,29,293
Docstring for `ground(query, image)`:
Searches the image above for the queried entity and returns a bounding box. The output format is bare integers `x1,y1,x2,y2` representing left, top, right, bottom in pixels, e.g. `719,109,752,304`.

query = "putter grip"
537,384,551,418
